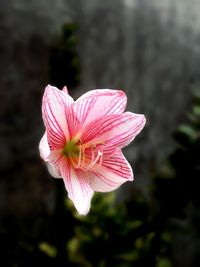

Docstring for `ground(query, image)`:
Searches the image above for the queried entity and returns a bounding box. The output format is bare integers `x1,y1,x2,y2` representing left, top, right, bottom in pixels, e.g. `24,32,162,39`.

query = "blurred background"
1,0,200,266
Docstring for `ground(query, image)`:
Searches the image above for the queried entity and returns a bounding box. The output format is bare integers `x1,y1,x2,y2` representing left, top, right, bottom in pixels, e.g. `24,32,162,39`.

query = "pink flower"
39,85,146,215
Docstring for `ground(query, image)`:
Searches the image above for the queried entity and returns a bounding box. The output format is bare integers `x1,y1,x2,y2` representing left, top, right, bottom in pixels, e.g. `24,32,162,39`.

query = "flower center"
62,140,80,158
62,139,103,171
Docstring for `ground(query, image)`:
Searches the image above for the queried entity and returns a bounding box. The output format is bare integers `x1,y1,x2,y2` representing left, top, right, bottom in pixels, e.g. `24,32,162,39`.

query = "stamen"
91,146,95,163
71,140,104,170
81,147,86,168
86,150,103,170
76,144,82,169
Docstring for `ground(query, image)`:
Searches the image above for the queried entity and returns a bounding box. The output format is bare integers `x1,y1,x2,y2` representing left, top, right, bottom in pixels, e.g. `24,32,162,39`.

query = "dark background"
1,0,200,266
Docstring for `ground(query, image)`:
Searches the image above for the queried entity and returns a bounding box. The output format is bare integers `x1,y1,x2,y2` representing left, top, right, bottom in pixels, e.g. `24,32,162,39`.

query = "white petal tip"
74,202,90,216
77,209,90,216
39,132,50,161
68,193,92,216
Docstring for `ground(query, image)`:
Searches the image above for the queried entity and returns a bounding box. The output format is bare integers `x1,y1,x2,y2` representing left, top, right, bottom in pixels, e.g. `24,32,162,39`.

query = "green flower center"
62,140,80,158
62,139,104,170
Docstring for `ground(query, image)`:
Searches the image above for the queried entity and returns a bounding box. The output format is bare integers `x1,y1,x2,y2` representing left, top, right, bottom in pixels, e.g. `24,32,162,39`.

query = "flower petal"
81,112,146,152
47,162,62,178
60,158,94,215
46,150,63,178
42,85,74,150
62,86,68,94
39,132,50,161
74,89,127,126
39,132,63,178
89,149,133,192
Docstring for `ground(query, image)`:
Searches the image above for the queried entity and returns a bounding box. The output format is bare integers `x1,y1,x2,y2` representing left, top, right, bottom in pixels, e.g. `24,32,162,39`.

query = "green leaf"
192,106,200,116
178,124,197,139
38,242,57,258
156,258,172,267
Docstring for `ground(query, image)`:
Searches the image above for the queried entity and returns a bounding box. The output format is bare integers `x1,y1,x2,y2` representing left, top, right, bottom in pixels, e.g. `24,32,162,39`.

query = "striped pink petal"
42,85,75,150
46,150,63,178
60,158,94,215
73,89,127,126
39,131,63,178
81,112,146,153
89,149,133,192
